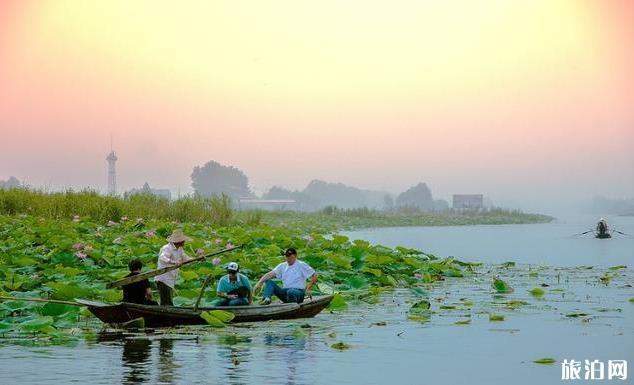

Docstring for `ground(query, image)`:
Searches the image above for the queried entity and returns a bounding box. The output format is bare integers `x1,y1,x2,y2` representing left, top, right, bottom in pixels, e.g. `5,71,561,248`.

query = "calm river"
1,214,633,385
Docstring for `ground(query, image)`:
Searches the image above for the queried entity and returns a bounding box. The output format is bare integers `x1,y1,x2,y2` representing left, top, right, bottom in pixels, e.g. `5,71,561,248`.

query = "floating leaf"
200,311,227,327
529,288,545,297
40,303,79,317
331,342,351,350
506,300,529,309
411,300,431,310
19,316,54,332
206,309,235,323
492,278,514,294
533,357,556,365
565,312,589,318
346,276,368,289
328,294,348,310
489,314,505,321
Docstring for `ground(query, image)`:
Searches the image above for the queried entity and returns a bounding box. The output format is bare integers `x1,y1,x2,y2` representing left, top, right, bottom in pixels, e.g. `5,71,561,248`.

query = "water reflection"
262,331,309,385
158,339,177,385
122,338,152,384
97,332,156,385
217,334,253,385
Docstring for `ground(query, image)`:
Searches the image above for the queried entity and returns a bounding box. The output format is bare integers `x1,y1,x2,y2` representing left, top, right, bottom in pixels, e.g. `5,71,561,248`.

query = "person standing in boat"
596,218,609,236
154,229,194,306
122,258,158,305
253,248,318,305
212,262,252,306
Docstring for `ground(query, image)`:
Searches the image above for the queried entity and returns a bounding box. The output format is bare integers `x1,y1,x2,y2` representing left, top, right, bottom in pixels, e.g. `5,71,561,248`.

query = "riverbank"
0,189,552,232
259,208,552,231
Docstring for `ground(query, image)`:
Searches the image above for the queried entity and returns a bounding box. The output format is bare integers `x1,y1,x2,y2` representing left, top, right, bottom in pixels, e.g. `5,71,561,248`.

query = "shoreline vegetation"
0,188,547,338
0,188,552,231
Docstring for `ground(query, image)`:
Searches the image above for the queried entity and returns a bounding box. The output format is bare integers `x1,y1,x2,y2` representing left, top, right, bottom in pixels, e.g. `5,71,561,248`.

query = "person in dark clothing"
122,259,158,305
596,218,609,235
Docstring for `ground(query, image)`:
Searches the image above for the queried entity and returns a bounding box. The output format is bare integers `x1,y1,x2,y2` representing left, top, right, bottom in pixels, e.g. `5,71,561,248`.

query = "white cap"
226,262,239,272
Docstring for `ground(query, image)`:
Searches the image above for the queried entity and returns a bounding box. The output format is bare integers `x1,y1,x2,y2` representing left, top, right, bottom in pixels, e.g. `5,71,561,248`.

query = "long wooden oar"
0,296,85,306
106,245,242,289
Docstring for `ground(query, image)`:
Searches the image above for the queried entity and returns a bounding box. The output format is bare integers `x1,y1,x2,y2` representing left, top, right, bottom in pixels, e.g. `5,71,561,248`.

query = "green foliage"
533,357,556,365
489,314,505,321
0,209,470,334
492,278,514,294
0,188,233,224
331,341,351,350
529,288,545,297
200,310,235,327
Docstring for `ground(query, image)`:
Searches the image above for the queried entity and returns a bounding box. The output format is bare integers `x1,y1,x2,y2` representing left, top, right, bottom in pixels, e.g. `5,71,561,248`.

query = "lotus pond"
1,214,633,384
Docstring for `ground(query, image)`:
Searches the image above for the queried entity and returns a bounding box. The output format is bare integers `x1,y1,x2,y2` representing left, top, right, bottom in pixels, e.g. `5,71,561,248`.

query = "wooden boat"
595,232,612,239
76,295,333,328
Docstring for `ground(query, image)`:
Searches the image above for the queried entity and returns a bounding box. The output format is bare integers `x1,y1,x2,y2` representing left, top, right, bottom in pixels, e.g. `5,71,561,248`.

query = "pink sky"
1,1,632,209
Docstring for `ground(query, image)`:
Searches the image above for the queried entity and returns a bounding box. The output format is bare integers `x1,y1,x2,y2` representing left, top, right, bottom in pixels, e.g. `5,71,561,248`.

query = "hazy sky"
1,1,633,210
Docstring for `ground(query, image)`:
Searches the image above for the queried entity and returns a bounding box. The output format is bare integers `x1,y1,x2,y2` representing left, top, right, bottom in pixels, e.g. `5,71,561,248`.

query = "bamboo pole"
0,296,85,306
106,245,242,289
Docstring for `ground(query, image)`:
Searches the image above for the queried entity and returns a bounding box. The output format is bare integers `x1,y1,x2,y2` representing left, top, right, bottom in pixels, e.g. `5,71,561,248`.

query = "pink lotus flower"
120,216,128,222
72,243,85,251
31,274,40,279
225,242,234,249
414,273,423,279
107,220,117,226
72,215,80,223
145,230,156,238
83,245,94,251
196,248,205,257
212,257,221,266
113,237,123,244
213,238,223,244
75,251,87,260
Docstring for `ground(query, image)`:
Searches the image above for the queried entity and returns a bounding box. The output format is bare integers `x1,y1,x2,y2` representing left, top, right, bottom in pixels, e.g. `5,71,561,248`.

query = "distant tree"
383,194,394,211
263,186,293,200
191,161,251,199
396,182,434,211
263,185,319,211
0,176,20,189
302,180,367,209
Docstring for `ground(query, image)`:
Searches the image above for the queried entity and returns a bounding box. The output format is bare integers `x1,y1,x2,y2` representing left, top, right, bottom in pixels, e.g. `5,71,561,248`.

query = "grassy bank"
0,188,552,231
259,207,552,231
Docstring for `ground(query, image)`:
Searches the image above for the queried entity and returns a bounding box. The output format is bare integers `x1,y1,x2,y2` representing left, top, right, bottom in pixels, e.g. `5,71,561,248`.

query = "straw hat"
166,229,192,243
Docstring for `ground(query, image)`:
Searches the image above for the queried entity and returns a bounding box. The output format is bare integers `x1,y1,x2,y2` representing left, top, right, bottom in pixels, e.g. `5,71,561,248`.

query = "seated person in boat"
596,218,609,235
154,229,194,306
122,258,158,305
212,262,252,306
254,248,318,305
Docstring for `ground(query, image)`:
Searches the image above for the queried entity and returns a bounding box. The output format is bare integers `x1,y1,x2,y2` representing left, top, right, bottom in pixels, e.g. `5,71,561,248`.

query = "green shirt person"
212,262,252,306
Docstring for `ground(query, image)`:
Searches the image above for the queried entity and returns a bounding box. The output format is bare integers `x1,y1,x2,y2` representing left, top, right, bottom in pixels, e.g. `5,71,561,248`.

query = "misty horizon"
1,1,633,213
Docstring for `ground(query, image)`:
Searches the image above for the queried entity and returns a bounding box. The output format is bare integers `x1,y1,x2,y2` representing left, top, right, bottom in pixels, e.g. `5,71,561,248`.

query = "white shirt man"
254,248,318,304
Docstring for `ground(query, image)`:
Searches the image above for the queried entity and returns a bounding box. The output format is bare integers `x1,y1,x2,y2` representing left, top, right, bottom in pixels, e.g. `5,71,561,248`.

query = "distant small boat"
77,295,333,328
595,232,612,239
